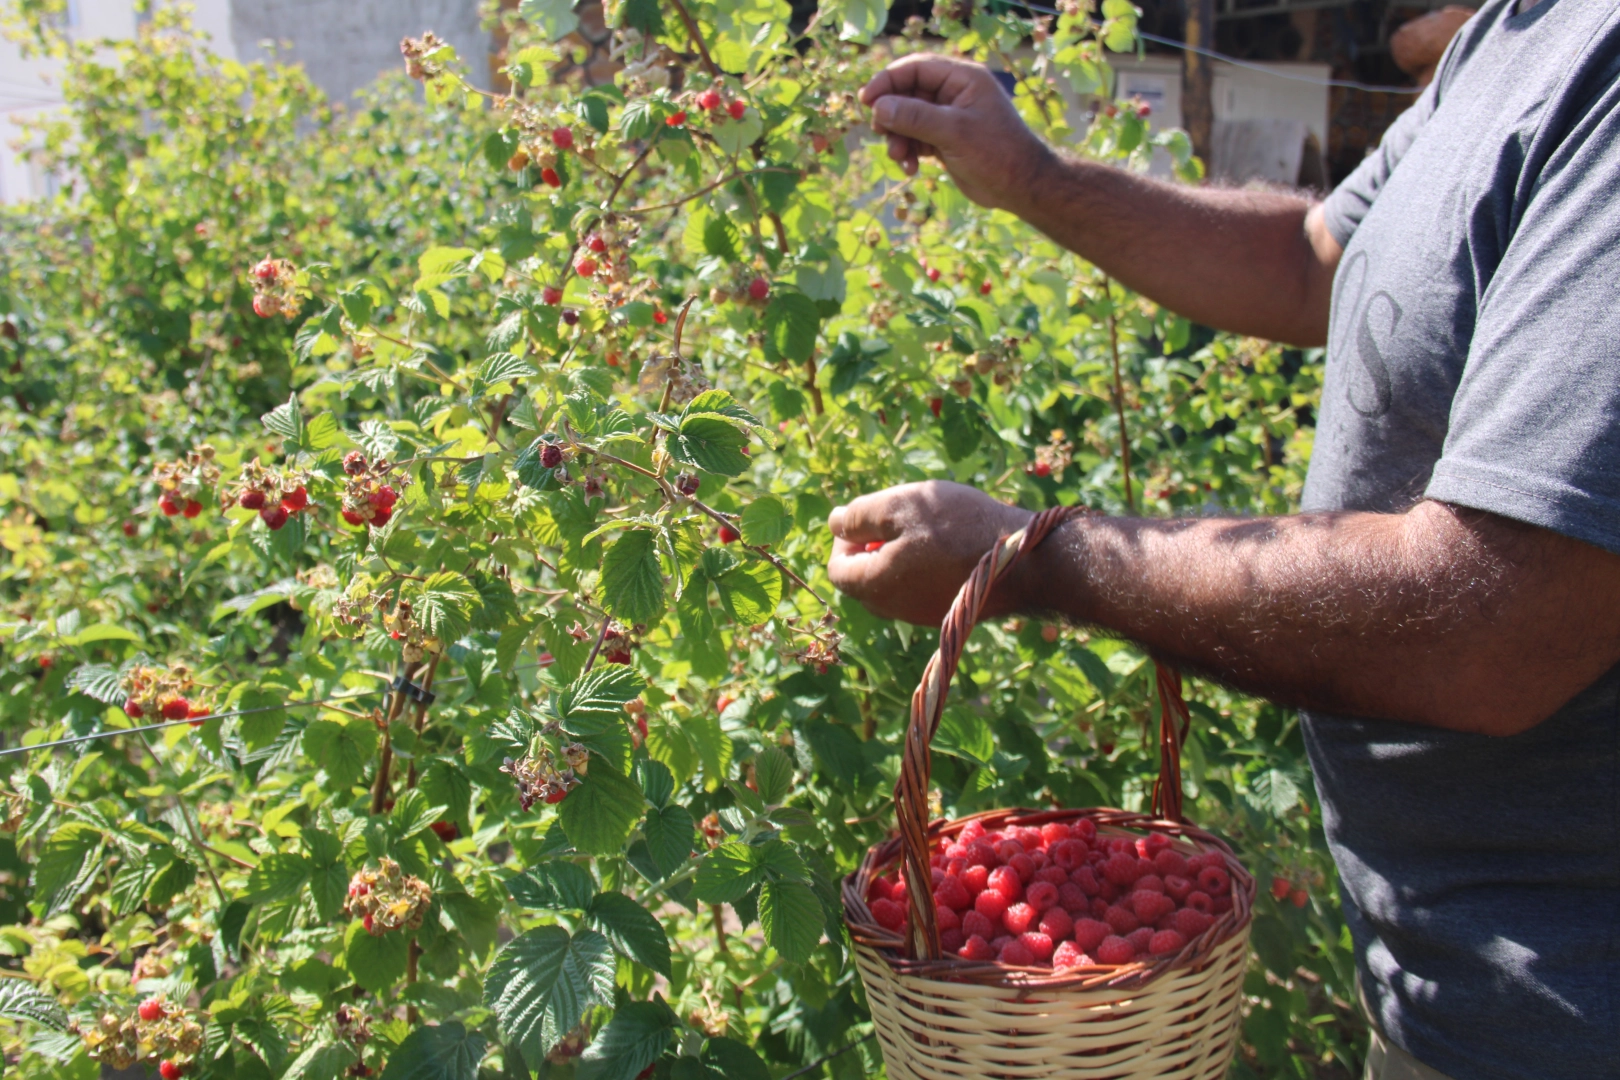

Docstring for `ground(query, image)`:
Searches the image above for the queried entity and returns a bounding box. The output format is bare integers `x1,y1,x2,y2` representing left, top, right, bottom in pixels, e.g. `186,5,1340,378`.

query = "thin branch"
669,0,720,77
582,616,613,674
607,140,659,207
621,167,799,216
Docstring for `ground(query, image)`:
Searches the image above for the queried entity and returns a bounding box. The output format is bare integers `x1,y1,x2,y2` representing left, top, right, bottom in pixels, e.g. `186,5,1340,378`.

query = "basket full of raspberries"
841,507,1255,1080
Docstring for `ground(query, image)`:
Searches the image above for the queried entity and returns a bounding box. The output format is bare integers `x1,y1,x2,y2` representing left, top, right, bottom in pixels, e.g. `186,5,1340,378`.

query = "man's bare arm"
861,55,1342,346
827,483,1620,736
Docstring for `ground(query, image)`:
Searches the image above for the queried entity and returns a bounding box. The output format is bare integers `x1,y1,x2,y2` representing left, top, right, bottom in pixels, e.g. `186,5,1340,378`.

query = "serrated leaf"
701,1037,770,1080
357,419,401,460
508,860,596,911
65,663,123,704
378,1021,486,1080
933,707,994,767
586,891,671,975
752,746,793,805
577,999,677,1080
478,352,538,388
32,822,102,915
557,764,646,856
305,412,341,451
414,246,478,293
701,215,741,262
738,497,791,547
759,879,822,963
714,561,781,625
636,758,674,809
691,842,761,905
600,530,665,626
262,393,304,443
519,0,580,39
558,666,647,729
669,415,750,477
1247,767,1303,818
763,291,820,364
391,788,448,840
940,394,982,461
284,1041,359,1080
344,919,409,993
244,853,311,904
303,718,377,792
484,926,615,1063
0,980,69,1031
683,389,759,426
640,803,693,879
413,571,480,641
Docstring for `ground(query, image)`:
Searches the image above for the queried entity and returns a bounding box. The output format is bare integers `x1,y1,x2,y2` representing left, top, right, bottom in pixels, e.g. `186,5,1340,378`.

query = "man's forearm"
1008,501,1620,735
1010,151,1337,346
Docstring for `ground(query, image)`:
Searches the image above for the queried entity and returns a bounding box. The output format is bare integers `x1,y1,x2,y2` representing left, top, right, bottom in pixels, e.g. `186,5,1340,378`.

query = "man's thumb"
871,95,954,146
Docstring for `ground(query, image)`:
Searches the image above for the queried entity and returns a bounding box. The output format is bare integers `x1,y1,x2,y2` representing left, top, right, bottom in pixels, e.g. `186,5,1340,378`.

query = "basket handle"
895,505,1194,961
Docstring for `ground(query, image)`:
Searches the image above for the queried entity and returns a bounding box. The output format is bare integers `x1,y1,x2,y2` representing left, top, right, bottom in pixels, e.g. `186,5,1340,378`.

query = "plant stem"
622,167,799,217
668,0,720,77
1105,276,1136,513
372,660,421,816
583,616,613,674
403,652,442,790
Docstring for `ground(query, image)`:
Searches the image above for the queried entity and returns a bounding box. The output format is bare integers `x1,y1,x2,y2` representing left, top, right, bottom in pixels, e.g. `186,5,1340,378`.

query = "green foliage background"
0,1,1358,1077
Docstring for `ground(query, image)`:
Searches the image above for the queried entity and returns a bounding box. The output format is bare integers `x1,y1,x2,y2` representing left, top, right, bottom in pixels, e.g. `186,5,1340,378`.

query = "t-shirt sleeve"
1320,84,1439,249
1424,83,1620,555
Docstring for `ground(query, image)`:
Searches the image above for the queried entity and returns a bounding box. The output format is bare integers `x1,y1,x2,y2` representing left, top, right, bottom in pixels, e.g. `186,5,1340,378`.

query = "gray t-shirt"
1303,2,1620,1076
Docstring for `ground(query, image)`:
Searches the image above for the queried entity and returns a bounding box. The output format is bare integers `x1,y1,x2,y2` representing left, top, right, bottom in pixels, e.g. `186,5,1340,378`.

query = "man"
827,2,1620,1077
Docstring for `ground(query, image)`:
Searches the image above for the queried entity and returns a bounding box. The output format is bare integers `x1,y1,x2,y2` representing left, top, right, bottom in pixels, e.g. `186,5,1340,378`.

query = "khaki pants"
1358,979,1456,1080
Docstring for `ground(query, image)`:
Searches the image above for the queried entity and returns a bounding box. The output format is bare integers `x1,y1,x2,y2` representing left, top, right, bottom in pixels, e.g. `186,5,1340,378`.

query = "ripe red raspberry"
123,520,137,537
1071,866,1101,895
926,266,941,283
958,934,994,961
697,89,722,111
1103,905,1139,935
1137,833,1172,858
585,233,608,254
992,838,1022,862
187,704,209,725
1058,882,1089,913
1019,931,1055,962
1126,927,1156,954
371,486,398,509
1034,865,1068,887
929,396,943,418
1148,929,1186,956
363,913,375,933
1131,891,1175,925
575,257,597,277
1271,876,1291,902
718,525,740,544
541,167,561,188
974,889,1008,924
961,909,995,941
1052,940,1089,969
980,280,993,295
986,866,1022,904
343,450,368,475
253,258,278,282
561,308,580,326
124,697,144,719
138,998,165,1021
1002,902,1037,935
545,787,569,804
349,881,369,898
935,874,970,910
934,904,960,932
960,864,990,895
604,648,633,665
870,897,904,931
1071,818,1098,844
551,126,574,150
159,1062,184,1080
1198,864,1231,897
869,876,893,903
964,841,1000,869
1051,839,1087,871
1187,851,1224,873
239,489,266,510
1103,851,1144,886
747,276,770,301
889,878,908,907
160,697,191,721
997,938,1034,966
1183,890,1214,915
1024,880,1058,911
159,493,180,516
1072,917,1109,953
1173,908,1214,938
1005,851,1035,882
653,308,668,324
1134,874,1164,894
939,927,965,953
260,505,289,530
541,285,564,306
1291,889,1309,908
1154,849,1189,878
1163,874,1193,903
727,99,746,119
1039,822,1072,847
666,110,687,126
342,509,365,526
430,820,459,842
1038,906,1073,942
811,132,830,154
1032,461,1052,478
959,820,987,843
252,294,280,318
1096,935,1136,965
182,499,202,518
281,485,308,512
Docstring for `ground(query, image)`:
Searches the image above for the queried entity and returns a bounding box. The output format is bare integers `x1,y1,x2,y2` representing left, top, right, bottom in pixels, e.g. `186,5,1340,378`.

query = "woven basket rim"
843,805,1256,992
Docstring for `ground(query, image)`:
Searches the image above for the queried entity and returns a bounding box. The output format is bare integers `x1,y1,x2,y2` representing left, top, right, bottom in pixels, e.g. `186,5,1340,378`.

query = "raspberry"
961,864,990,895
1292,889,1309,909
541,167,561,188
998,939,1034,966
1103,851,1144,886
974,889,1008,924
1038,906,1072,942
561,308,579,326
980,280,993,295
939,927,965,953
1071,818,1098,843
1039,822,1072,847
1025,880,1058,911
1035,865,1068,887
187,704,209,723
159,1062,184,1080
965,842,1000,869
281,485,308,512
994,839,1024,864
697,89,722,111
253,257,278,282
1071,866,1101,895
944,841,968,860
675,473,701,497
927,266,942,282
1058,882,1089,913
1212,893,1234,915
1096,935,1136,965
1137,833,1172,858
1104,905,1139,935
138,998,165,1021
718,525,740,544
430,820,459,842
747,276,770,301
124,696,144,718
1163,874,1193,903
961,909,995,941
1013,826,1043,850
122,521,137,536
959,820,987,843
1052,839,1088,871
727,99,746,119
160,697,190,721
1131,891,1175,925
929,397,943,418
935,875,970,910
869,877,893,903
868,900,907,932
371,486,398,509
1134,874,1164,894
159,493,180,516
935,904,960,932
1149,929,1186,956
342,450,368,475
1173,908,1214,938
1072,917,1110,953
575,257,597,277
260,505,289,530
1187,851,1224,873
666,110,687,126
1091,897,1110,919
1003,902,1037,935
1271,876,1291,902
1052,940,1090,969
987,866,1022,904
551,126,574,150
958,934,994,961
1154,849,1189,878
1019,931,1055,962
586,233,607,254
540,444,564,469
1126,927,1156,954
1197,865,1231,896
890,878,908,907
1184,890,1213,914
182,499,202,518
252,294,280,318
653,308,668,324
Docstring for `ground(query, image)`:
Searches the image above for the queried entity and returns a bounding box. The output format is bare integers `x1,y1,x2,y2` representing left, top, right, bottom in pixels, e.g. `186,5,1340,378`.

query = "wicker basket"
842,506,1255,1080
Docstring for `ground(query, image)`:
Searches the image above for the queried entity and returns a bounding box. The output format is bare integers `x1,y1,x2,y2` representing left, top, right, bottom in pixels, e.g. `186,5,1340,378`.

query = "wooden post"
1182,0,1217,173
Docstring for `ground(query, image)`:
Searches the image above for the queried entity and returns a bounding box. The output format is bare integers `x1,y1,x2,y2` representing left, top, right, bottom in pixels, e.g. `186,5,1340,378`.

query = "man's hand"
859,55,1051,211
827,481,1034,626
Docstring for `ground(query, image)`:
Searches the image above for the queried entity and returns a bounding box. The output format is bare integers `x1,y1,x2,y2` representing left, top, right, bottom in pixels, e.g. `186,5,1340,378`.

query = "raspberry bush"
0,1,1357,1077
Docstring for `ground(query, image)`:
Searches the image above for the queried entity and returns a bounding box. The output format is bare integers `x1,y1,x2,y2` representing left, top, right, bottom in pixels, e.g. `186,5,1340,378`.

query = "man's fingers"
871,95,956,149
860,54,974,106
828,496,897,543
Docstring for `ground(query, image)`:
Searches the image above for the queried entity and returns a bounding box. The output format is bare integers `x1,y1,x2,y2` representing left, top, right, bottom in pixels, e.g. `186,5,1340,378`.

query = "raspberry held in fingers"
864,540,884,552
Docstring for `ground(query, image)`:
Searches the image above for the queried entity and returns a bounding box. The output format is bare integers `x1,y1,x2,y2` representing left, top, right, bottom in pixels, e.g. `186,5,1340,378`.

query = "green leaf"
305,411,341,451
32,822,102,915
519,0,581,39
831,0,889,42
508,860,597,911
58,623,139,646
0,981,69,1031
304,718,378,792
344,919,410,993
738,497,791,547
714,561,781,625
262,393,304,444
691,842,761,905
586,892,671,975
391,788,448,841
669,415,750,477
600,530,665,626
558,763,646,856
413,571,481,641
65,663,123,703
484,926,616,1063
577,999,677,1080
940,394,982,461
933,707,994,767
637,758,674,809
752,746,794,805
759,879,823,963
558,666,646,729
1247,767,1303,818
378,1021,487,1080
701,215,741,262
763,291,820,364
244,853,311,904
477,352,538,391
618,0,665,34
640,803,694,879
440,889,500,960
701,1037,770,1080
414,246,478,292
284,1041,359,1080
